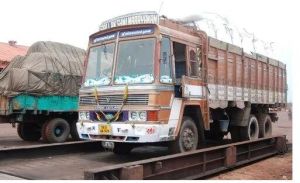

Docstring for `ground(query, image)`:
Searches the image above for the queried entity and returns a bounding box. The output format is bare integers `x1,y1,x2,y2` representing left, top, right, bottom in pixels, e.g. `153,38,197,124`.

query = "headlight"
139,111,147,121
79,111,90,120
129,111,147,121
130,111,138,121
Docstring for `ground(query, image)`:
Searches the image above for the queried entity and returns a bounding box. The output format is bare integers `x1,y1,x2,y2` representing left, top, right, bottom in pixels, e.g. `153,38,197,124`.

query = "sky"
0,0,297,102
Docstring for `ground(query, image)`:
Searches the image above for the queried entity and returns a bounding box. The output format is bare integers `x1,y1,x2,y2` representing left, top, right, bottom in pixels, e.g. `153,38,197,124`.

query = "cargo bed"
1,94,78,115
0,94,79,143
207,37,287,107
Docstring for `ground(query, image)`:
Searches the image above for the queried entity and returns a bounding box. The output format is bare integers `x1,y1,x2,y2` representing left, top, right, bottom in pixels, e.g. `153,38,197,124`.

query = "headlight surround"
79,111,90,120
129,111,147,121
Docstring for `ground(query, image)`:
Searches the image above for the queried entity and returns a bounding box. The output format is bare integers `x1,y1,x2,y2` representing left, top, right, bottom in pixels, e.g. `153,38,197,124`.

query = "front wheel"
169,117,199,153
42,118,70,143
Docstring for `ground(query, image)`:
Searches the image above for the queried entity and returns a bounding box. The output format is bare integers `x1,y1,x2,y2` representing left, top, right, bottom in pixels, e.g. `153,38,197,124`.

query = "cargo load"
0,41,85,96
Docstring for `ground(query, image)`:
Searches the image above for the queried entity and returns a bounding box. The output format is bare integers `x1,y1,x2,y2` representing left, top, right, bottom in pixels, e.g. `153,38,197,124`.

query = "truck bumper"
76,121,175,143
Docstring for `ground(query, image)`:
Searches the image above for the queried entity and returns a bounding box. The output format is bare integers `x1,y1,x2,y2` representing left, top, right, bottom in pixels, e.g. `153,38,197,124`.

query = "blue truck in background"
0,94,80,143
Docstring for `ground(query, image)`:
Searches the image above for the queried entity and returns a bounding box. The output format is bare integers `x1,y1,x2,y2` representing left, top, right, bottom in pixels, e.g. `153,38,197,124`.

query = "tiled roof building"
0,41,28,71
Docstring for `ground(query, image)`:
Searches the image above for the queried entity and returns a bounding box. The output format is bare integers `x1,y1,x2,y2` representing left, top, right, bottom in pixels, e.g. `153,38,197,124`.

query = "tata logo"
105,97,111,103
105,113,114,120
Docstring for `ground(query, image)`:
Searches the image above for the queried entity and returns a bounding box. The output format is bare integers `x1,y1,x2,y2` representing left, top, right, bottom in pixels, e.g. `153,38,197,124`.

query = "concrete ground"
210,152,292,180
0,173,23,180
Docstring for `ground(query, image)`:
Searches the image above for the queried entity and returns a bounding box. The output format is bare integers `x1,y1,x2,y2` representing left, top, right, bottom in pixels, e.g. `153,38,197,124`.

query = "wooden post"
275,136,288,154
120,165,143,180
225,146,236,167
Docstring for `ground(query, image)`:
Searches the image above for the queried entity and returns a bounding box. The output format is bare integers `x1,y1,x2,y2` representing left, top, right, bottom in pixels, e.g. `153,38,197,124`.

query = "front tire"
42,118,70,143
169,117,199,153
17,123,41,141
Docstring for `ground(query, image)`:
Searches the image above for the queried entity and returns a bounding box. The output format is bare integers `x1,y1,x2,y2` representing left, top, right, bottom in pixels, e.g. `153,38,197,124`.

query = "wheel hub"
54,126,64,137
182,128,195,150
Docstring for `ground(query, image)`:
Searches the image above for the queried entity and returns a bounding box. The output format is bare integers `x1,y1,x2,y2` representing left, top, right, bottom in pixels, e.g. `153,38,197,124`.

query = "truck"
76,11,287,154
0,41,85,143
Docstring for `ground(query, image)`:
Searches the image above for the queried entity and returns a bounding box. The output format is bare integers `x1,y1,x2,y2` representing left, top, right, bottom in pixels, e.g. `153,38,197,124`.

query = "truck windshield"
114,38,155,84
83,43,115,87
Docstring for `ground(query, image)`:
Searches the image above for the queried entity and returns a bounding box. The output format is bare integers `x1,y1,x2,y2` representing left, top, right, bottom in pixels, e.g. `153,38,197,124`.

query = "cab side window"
189,48,199,77
173,42,187,82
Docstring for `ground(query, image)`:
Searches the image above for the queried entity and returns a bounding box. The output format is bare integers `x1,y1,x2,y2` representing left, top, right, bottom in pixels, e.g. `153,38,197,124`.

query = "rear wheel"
113,143,134,155
257,114,272,138
240,115,259,140
169,117,199,153
42,118,70,143
17,123,41,141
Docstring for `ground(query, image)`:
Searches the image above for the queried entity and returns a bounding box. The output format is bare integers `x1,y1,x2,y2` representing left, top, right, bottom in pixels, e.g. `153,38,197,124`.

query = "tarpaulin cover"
0,41,86,96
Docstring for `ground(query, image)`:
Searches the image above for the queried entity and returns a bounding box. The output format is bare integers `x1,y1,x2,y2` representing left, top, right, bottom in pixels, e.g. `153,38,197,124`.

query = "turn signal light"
147,111,158,121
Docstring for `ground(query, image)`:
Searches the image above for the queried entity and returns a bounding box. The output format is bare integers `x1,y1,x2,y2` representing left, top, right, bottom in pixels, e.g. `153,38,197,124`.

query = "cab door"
182,46,205,98
181,46,210,129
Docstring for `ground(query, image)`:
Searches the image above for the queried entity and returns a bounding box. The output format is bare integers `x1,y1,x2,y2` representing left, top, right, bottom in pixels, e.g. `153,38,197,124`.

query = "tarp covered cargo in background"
0,41,86,96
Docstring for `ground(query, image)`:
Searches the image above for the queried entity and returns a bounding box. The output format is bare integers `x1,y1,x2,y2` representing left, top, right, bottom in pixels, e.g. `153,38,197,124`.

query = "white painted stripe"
208,84,217,100
218,85,226,100
227,86,234,100
168,98,182,127
206,84,285,104
183,84,204,98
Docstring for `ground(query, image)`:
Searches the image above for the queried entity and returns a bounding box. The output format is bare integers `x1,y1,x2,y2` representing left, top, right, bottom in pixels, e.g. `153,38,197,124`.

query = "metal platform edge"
84,136,289,180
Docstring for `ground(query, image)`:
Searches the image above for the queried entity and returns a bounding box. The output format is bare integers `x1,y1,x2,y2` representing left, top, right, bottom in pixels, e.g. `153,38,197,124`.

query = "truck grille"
79,94,149,105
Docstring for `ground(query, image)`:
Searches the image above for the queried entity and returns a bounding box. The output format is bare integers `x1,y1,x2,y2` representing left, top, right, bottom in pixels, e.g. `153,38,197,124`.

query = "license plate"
101,141,114,149
99,124,111,135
